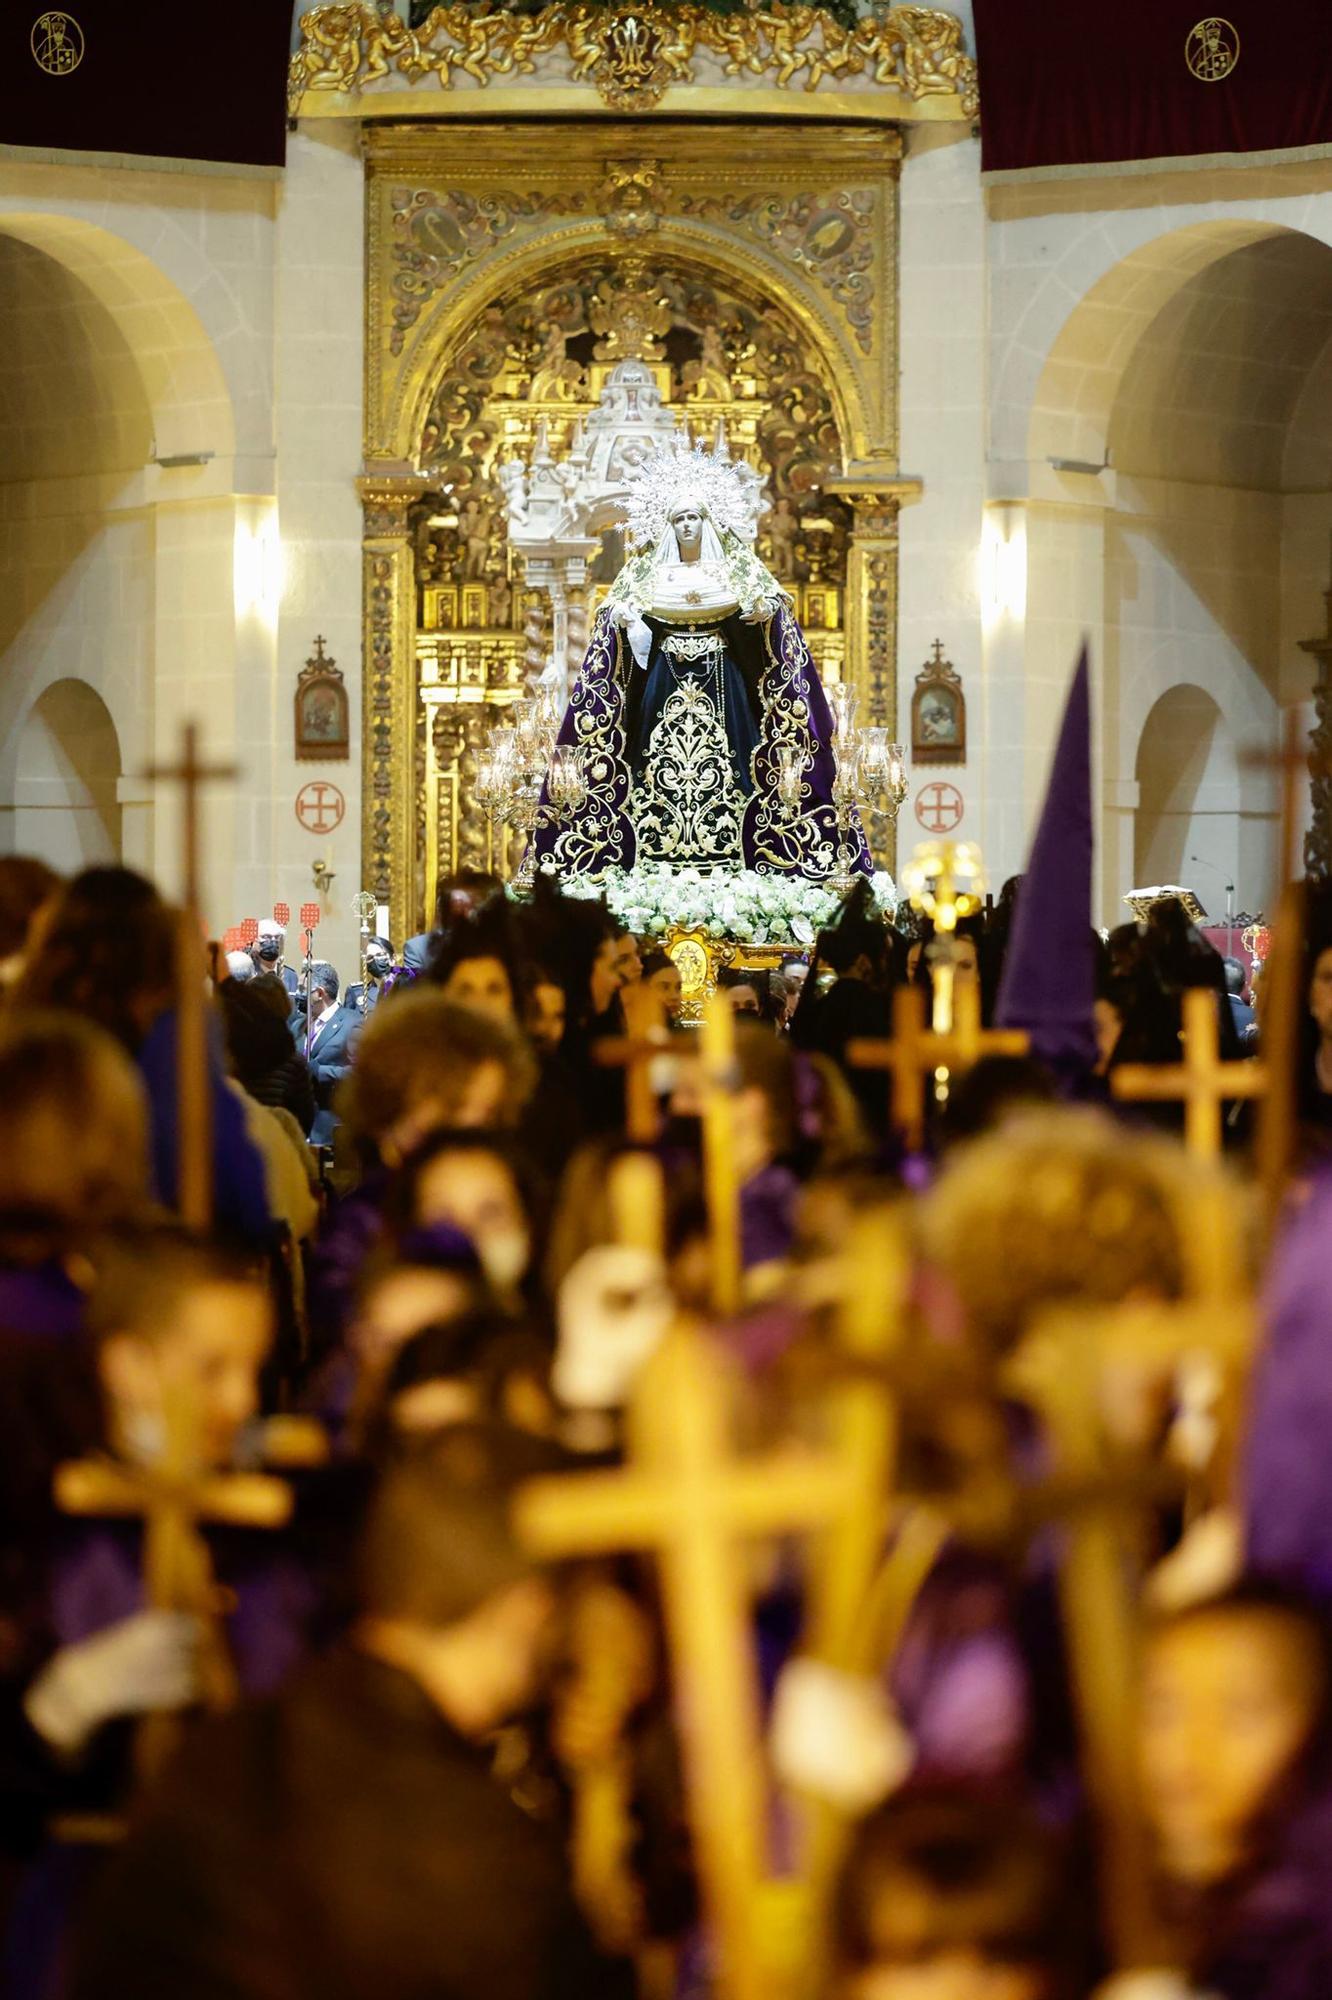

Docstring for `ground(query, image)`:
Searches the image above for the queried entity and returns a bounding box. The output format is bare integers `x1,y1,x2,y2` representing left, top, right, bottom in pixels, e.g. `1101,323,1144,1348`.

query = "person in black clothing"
791,882,902,1133
220,976,316,1135
70,1427,634,2000
1222,955,1257,1047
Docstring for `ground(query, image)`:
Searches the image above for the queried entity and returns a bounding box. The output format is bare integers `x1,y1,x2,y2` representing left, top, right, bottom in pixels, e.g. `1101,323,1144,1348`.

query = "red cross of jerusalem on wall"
295,781,345,836
915,781,964,834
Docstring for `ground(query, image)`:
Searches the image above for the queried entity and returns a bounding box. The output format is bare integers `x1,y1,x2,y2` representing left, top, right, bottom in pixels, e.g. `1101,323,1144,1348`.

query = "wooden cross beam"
55,1378,291,1784
794,1206,920,1956
848,981,1030,1151
1111,986,1267,1159
700,992,743,1316
1240,704,1326,894
145,723,238,1229
607,1147,667,1260
514,1319,864,2000
1240,711,1329,1223
593,983,672,1146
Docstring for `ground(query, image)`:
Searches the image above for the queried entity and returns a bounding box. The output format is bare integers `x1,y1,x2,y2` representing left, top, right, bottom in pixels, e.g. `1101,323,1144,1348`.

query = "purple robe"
1243,1168,1332,1600
534,602,868,879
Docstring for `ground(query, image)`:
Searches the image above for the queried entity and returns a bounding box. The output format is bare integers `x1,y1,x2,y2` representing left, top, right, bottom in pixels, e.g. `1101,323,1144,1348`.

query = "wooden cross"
794,1205,923,1946
607,1147,667,1259
1111,986,1267,1158
145,722,238,1229
55,1377,292,1784
700,991,743,1316
593,982,672,1145
848,981,1030,1151
1003,1283,1254,1972
513,1319,866,2000
1241,711,1331,1224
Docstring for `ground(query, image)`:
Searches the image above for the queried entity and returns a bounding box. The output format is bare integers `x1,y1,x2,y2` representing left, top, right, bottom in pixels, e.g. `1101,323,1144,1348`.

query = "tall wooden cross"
593,983,672,1145
1004,1282,1255,1972
1111,986,1267,1158
607,1147,668,1259
514,1320,866,2000
1238,709,1332,1224
700,991,744,1315
144,722,238,1228
792,1204,925,1954
56,1378,292,1784
848,981,1030,1150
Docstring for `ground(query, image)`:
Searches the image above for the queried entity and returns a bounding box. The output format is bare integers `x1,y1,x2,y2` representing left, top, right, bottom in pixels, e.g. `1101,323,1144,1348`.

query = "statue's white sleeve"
626,614,653,671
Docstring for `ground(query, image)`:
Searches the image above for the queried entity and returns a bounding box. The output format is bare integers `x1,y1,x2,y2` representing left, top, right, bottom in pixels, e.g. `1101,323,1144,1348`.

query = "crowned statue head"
607,435,786,621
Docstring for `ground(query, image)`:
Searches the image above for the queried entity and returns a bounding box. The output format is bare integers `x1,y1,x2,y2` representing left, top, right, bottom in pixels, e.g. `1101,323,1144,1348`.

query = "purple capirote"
995,646,1098,1091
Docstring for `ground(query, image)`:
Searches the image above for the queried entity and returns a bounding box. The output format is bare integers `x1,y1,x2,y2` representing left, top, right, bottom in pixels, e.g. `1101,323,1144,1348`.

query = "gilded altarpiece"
361,122,912,942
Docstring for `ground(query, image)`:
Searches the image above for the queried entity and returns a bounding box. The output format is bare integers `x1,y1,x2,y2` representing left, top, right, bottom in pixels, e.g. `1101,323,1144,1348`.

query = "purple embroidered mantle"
534,602,868,880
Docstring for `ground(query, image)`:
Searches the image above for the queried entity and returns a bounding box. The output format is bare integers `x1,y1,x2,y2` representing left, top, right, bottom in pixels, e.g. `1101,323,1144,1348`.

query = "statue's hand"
607,602,635,630
742,596,777,626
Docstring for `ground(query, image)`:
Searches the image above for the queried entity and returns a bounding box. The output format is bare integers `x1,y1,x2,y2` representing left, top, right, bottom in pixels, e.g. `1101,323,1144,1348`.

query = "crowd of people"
1,839,1332,2000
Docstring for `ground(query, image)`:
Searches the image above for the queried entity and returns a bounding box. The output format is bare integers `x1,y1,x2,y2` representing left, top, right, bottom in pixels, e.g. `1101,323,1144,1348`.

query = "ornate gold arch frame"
360,119,919,942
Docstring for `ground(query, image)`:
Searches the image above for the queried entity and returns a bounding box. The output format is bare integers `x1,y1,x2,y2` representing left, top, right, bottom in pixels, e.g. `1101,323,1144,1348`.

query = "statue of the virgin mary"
534,438,868,880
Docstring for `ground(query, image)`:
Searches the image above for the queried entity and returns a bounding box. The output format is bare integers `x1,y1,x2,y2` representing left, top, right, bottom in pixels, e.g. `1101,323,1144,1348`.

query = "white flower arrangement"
526,861,897,947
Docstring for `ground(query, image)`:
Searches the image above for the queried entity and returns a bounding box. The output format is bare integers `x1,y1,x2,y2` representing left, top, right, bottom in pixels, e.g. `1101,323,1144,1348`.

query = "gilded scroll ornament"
678,188,874,353
290,1,978,117
388,187,575,354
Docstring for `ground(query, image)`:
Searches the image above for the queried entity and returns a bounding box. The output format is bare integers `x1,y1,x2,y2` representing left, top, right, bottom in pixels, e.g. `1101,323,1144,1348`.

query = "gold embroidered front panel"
633,676,746,869
362,123,905,940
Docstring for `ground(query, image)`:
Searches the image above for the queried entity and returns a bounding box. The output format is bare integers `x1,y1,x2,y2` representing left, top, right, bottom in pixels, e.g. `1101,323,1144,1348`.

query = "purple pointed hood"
994,647,1096,1086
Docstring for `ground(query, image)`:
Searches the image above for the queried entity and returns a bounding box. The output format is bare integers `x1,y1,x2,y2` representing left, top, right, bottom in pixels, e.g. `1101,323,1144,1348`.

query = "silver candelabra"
474,688,587,889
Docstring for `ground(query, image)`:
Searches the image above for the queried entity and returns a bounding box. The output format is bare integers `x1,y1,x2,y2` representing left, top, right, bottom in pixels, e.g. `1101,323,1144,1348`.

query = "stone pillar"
827,476,920,872
358,474,429,948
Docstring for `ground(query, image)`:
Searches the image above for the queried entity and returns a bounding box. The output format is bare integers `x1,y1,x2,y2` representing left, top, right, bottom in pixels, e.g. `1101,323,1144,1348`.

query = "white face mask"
478,1229,530,1292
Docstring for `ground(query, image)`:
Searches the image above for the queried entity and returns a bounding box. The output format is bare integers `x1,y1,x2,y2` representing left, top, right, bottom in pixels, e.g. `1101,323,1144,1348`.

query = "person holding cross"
2,1229,318,1997
68,1427,635,2000
19,867,270,1248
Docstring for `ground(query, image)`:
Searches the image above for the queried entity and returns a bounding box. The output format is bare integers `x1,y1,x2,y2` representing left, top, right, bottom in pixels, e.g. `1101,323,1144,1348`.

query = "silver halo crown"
621,436,761,550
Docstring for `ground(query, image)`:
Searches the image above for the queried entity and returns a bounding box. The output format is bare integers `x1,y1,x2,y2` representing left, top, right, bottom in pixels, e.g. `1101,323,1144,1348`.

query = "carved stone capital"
358,473,431,539
827,474,922,538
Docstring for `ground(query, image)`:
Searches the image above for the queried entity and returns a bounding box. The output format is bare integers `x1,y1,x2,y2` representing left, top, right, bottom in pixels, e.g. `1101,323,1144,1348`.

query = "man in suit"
70,1428,634,2000
297,962,359,1146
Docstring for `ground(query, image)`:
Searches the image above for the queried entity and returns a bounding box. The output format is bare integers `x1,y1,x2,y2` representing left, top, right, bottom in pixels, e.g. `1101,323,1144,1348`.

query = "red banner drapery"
974,4,1332,178
3,4,290,169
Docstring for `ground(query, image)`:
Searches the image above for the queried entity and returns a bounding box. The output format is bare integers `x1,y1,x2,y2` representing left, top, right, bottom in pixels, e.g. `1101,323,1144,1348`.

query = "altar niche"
359,124,909,943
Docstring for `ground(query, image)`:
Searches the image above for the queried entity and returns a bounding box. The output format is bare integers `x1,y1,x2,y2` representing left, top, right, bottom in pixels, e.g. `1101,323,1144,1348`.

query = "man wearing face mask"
346,937,394,1018
252,919,299,997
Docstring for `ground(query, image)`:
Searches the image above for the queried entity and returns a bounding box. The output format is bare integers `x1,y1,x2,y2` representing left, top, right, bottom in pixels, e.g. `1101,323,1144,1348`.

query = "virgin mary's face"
671,506,704,557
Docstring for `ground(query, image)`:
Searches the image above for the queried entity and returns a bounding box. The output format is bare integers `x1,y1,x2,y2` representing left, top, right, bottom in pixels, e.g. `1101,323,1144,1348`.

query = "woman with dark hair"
1138,1584,1332,2000
386,1126,547,1317
219,978,316,1135
424,896,528,1026
18,869,268,1246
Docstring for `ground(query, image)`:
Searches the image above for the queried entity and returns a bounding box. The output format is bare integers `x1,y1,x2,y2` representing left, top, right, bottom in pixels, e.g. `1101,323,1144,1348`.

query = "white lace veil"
607,499,788,618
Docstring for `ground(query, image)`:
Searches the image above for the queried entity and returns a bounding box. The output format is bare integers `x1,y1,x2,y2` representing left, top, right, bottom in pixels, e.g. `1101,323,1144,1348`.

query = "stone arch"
392,221,867,470
1133,683,1240,895
10,680,123,872
1023,220,1332,472
0,213,235,464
